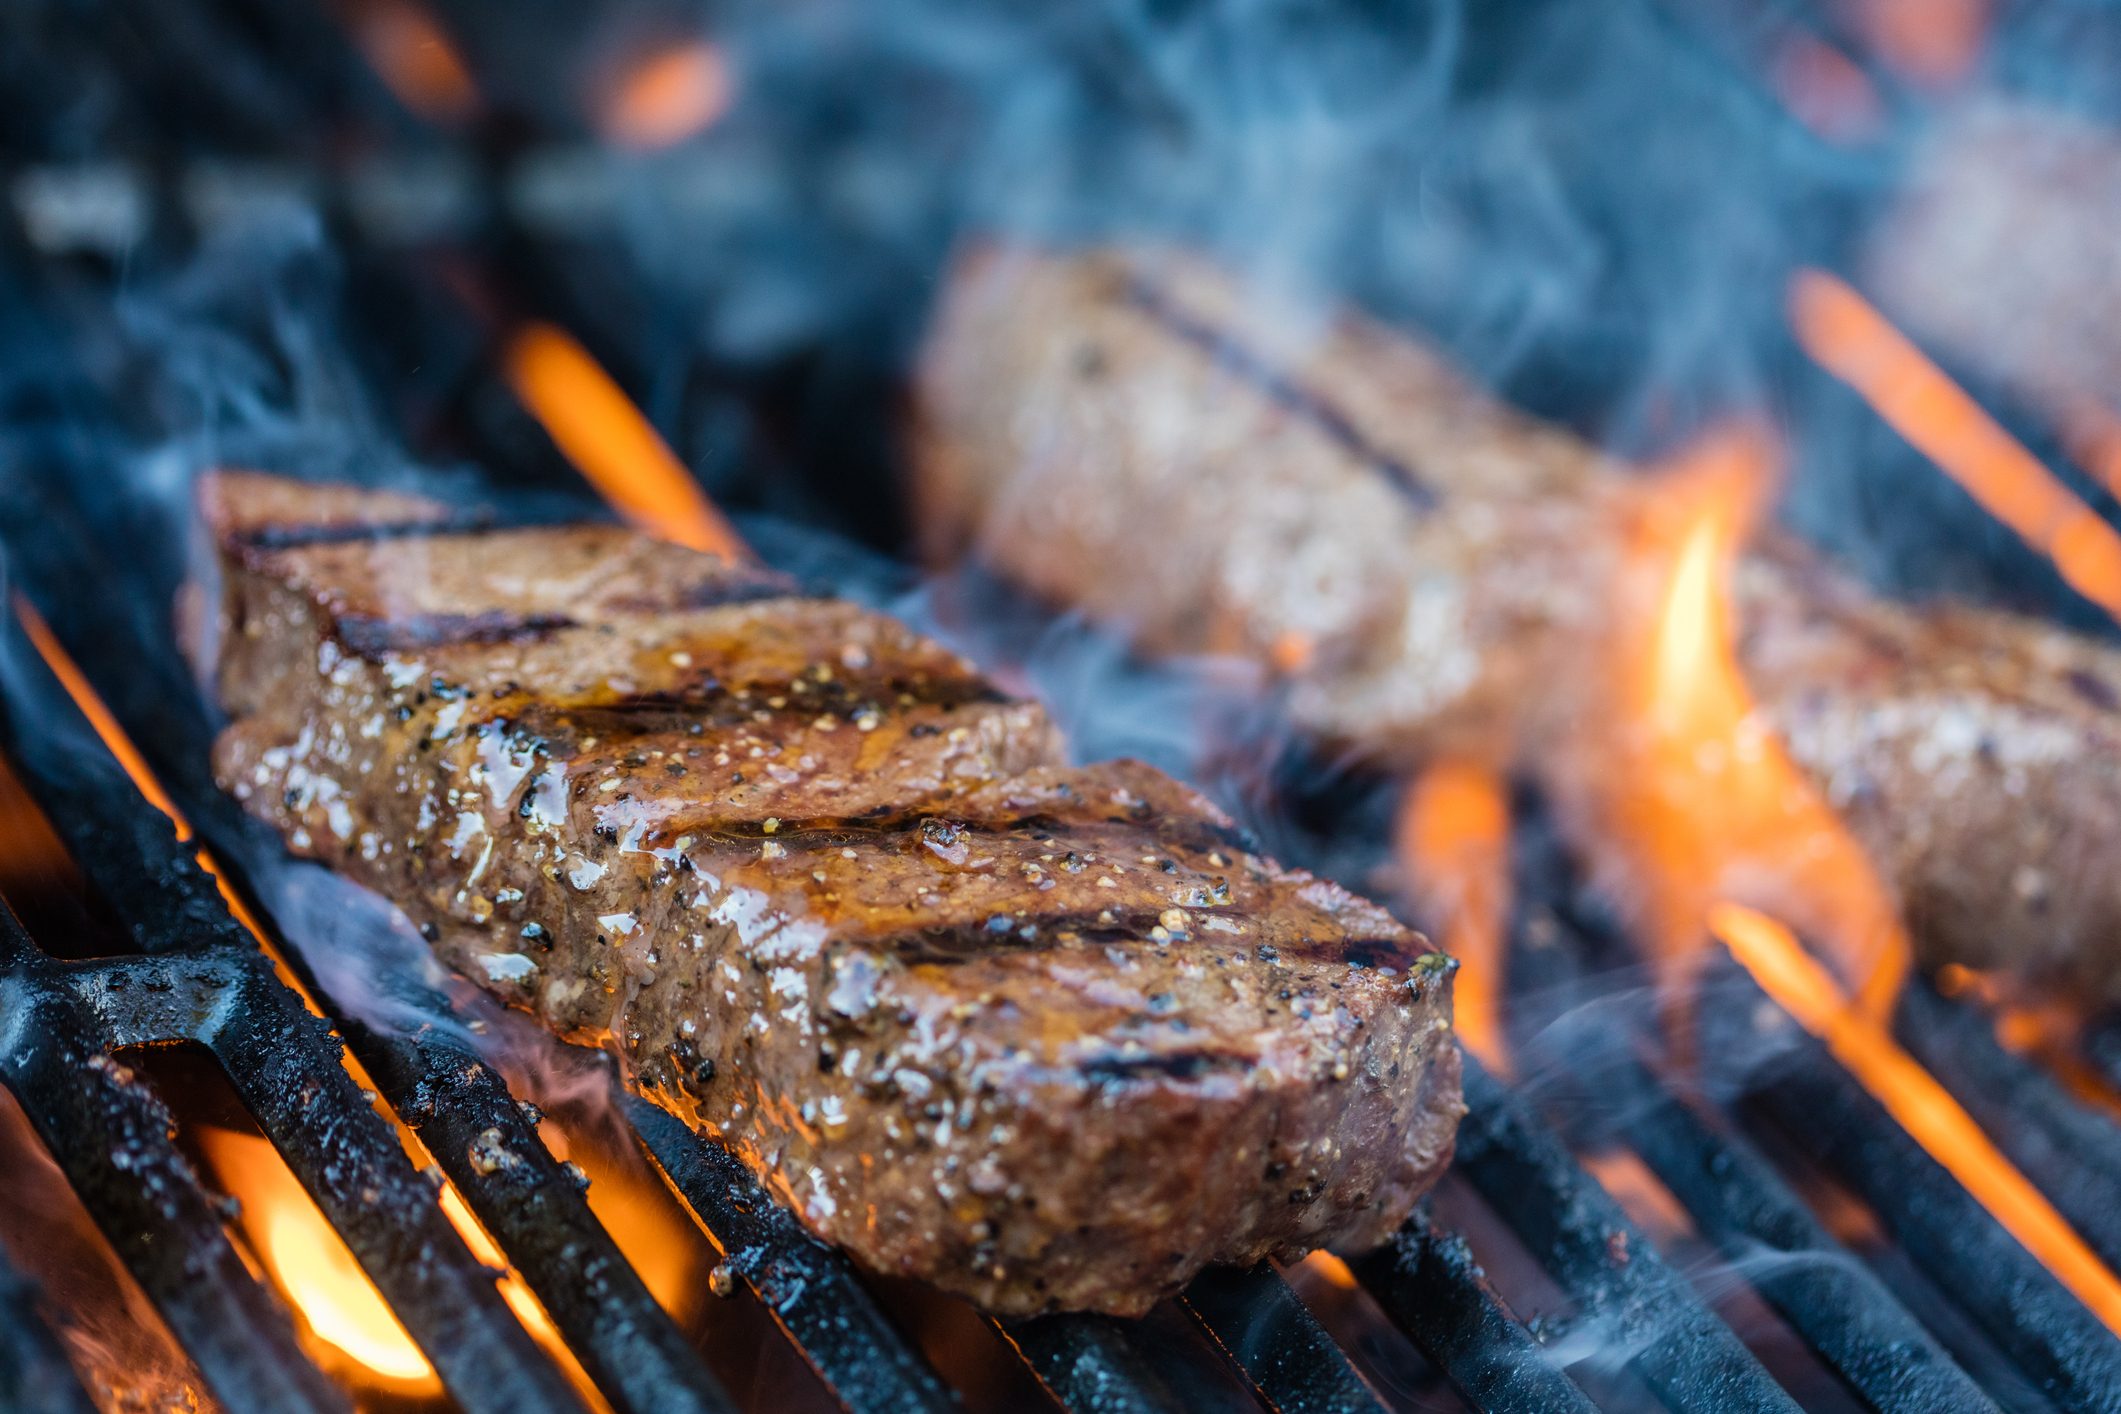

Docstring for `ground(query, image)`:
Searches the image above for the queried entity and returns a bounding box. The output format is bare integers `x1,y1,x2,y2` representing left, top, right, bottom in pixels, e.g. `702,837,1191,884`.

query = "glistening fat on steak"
199,470,1465,1317
912,246,2121,1006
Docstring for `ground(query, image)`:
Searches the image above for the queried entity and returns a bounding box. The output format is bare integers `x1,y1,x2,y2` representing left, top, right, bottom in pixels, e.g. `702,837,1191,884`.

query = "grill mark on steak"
513,673,1013,744
335,609,580,656
855,907,1412,968
233,513,499,550
603,575,817,614
690,805,1259,869
1122,277,1439,515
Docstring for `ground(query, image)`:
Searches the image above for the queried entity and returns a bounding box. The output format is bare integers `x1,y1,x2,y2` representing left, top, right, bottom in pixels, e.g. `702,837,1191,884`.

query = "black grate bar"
1587,1043,1996,1414
0,367,945,1414
999,1313,1191,1413
1349,1217,1597,1413
1455,1058,1801,1414
0,602,717,1414
627,1099,960,1414
0,924,347,1414
1179,1262,1386,1413
0,1231,99,1414
1894,978,2121,1275
1721,979,2121,1414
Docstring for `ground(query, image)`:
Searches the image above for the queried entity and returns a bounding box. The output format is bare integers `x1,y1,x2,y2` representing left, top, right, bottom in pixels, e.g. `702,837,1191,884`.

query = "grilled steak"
912,245,2121,1004
200,470,1464,1316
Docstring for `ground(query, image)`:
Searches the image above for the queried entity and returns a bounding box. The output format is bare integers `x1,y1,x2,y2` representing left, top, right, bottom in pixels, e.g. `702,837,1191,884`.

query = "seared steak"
912,245,2121,1004
201,470,1464,1317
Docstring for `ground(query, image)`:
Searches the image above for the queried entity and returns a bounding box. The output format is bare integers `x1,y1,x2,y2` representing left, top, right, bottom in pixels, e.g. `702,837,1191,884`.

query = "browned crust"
911,243,2121,1005
203,470,1464,1315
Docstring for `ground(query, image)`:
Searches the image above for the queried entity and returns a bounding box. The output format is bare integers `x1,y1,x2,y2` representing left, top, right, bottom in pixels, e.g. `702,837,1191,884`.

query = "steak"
912,245,2121,1005
200,469,1464,1317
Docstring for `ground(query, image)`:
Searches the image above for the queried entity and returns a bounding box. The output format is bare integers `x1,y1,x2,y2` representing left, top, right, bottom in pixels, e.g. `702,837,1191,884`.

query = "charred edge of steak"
603,574,818,615
855,906,1430,971
336,610,580,657
697,806,1256,870
231,512,499,551
536,674,1014,732
1120,276,1439,515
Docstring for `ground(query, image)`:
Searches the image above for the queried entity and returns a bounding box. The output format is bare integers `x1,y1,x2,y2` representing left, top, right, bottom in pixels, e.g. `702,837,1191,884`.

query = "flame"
199,1129,439,1389
1561,426,1908,1018
601,41,732,151
1713,903,2121,1332
346,0,477,123
1294,1250,1359,1292
1395,762,1510,1073
1847,0,1989,88
504,324,745,560
1790,269,2121,626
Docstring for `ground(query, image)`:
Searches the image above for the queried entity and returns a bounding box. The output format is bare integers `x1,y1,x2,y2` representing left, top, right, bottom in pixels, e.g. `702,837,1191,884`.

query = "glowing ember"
1395,761,1510,1073
1554,425,1908,1019
346,0,477,123
200,1129,438,1388
602,41,733,151
1789,269,2121,626
505,324,745,560
1712,903,2121,1333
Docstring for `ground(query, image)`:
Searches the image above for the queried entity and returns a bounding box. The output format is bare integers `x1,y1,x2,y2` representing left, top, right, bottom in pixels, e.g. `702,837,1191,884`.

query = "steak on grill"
912,245,2121,1005
200,470,1464,1317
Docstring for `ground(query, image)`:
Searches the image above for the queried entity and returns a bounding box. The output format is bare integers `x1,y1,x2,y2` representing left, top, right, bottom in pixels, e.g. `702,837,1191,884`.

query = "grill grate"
7,3,2121,1410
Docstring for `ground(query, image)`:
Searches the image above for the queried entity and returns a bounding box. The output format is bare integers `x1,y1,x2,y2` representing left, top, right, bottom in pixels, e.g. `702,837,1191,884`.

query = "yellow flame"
1551,426,1908,1018
201,1129,438,1388
1394,761,1510,1073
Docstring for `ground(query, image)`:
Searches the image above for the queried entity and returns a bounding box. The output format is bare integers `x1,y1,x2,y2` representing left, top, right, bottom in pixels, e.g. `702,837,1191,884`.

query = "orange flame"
1847,0,1989,88
601,41,733,151
1790,269,2121,626
505,324,745,560
346,0,477,123
1557,426,1908,1018
1713,903,2121,1332
1395,761,1510,1073
200,1129,439,1389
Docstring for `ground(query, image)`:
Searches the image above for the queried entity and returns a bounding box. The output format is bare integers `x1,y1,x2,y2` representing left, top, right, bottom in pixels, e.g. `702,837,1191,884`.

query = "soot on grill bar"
7,1,2121,1411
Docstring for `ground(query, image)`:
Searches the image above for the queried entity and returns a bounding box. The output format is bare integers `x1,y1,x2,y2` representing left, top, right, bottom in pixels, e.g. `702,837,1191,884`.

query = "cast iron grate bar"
1894,978,2121,1276
1584,1041,1996,1413
1498,860,1996,1414
0,604,717,1414
1717,967,2121,1414
1455,1057,1802,1414
623,1100,962,1413
0,923,347,1414
1349,1217,1598,1413
0,1250,95,1414
999,1312,1190,1413
1180,1262,1386,1413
